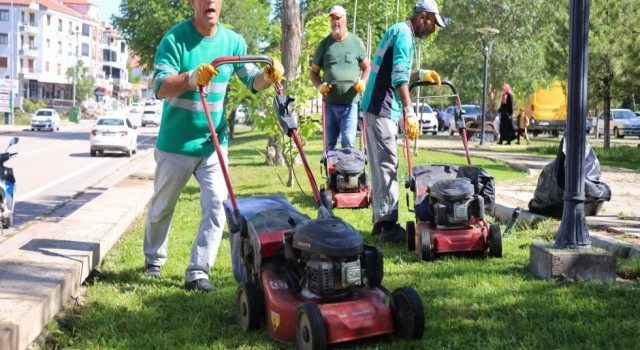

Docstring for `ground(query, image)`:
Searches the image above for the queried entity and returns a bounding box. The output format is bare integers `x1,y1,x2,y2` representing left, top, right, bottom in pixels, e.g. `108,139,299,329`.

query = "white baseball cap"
413,0,445,28
329,5,347,18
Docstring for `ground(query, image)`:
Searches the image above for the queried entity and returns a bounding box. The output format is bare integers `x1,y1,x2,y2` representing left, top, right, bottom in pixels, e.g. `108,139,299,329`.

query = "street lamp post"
476,27,499,146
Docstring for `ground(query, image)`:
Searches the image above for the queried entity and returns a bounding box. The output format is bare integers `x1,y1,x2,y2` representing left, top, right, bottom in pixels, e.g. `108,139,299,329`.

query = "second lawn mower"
319,79,371,209
403,80,502,261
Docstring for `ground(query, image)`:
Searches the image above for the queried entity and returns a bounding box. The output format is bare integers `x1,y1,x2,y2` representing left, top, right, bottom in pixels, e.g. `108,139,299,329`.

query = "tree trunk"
280,0,301,83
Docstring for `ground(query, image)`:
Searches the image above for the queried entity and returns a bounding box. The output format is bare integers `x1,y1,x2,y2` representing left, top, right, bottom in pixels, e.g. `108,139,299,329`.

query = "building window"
57,63,61,75
46,38,50,49
0,34,7,45
82,23,90,36
47,15,51,26
46,61,49,72
58,19,62,32
68,43,72,56
0,11,8,22
28,59,33,73
120,42,126,53
82,43,89,56
0,57,7,68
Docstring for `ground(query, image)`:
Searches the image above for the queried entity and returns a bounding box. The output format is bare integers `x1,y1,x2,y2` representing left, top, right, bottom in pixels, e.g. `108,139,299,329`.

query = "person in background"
360,0,445,243
516,107,531,145
310,5,371,150
498,83,517,145
143,0,283,293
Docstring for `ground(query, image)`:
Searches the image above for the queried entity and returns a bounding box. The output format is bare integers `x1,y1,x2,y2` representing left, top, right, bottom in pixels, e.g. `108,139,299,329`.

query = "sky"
92,0,122,25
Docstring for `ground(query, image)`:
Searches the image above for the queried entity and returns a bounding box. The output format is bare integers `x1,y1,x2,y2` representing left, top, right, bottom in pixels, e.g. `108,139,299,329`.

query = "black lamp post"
476,27,499,146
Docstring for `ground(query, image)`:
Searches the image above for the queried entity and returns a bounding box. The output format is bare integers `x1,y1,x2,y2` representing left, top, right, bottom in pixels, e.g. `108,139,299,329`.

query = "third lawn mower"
403,80,502,261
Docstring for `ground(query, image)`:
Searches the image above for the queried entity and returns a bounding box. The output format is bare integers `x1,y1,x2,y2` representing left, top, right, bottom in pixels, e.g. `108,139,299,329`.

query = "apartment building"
0,0,130,111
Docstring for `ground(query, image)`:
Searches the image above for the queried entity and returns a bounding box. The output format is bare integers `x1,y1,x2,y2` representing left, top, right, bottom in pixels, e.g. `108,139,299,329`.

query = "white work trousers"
143,147,228,283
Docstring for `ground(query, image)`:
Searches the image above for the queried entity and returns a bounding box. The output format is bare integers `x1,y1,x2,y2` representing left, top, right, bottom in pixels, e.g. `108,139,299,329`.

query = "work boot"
371,222,385,236
380,223,406,243
184,279,216,293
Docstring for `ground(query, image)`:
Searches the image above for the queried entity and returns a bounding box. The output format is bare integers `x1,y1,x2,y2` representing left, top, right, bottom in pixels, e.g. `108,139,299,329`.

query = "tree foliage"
545,0,640,148
66,60,96,104
112,0,272,72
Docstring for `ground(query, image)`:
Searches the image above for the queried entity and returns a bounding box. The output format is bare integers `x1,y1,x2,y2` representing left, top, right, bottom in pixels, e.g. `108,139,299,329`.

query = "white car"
234,105,247,124
594,108,640,139
141,109,161,127
413,102,438,135
90,116,138,157
30,108,60,131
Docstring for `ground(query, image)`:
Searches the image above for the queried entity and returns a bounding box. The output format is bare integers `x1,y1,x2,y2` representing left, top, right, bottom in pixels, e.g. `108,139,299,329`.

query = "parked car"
413,102,438,135
129,102,142,113
444,104,481,135
30,108,60,132
635,111,640,117
90,116,138,157
594,108,640,139
234,105,247,124
141,109,161,127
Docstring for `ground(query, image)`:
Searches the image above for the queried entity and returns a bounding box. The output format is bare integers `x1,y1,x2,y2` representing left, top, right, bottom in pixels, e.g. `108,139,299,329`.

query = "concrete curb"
0,152,155,350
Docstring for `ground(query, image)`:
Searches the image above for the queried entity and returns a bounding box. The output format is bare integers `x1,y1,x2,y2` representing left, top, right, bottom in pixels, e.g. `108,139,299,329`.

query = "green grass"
43,128,640,349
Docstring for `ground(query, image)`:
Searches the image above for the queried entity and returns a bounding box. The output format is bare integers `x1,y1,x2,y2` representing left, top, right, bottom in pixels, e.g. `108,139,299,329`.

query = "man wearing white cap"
310,5,371,151
360,0,445,243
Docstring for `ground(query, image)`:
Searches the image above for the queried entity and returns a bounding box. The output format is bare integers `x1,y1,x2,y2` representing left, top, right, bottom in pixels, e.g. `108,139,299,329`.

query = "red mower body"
261,268,395,345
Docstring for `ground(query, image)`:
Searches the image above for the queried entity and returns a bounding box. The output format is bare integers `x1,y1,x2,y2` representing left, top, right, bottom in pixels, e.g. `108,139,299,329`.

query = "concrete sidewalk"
0,131,639,350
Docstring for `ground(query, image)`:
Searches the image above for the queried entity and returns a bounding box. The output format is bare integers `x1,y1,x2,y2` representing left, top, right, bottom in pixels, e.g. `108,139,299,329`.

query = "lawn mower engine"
430,177,485,228
285,216,383,298
325,148,367,192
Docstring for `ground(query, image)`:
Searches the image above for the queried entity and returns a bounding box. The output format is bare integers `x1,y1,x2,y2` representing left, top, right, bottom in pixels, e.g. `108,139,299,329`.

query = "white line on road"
17,157,111,201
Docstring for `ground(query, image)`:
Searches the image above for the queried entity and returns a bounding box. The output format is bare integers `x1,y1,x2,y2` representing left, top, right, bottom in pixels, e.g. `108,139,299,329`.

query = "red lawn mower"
403,80,502,261
319,80,371,209
199,56,425,349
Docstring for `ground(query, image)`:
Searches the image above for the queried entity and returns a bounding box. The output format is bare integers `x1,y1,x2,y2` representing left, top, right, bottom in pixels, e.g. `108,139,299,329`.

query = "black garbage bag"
528,137,612,218
457,165,496,213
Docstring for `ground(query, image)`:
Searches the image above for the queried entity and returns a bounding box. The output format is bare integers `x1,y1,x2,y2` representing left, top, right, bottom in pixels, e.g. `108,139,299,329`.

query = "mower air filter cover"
326,148,365,175
293,217,363,257
430,178,474,202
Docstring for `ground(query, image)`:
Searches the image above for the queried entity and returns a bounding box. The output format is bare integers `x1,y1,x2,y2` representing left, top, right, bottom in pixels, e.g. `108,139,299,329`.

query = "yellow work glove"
419,69,441,85
403,106,420,141
264,57,284,83
353,80,366,94
188,64,219,87
318,82,331,95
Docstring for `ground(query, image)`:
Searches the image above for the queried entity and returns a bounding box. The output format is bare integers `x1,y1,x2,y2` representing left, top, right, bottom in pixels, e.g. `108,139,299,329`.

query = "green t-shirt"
153,20,260,157
312,33,367,105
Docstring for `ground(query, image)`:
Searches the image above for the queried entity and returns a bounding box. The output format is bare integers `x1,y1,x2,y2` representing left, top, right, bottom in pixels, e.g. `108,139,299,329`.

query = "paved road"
0,117,158,242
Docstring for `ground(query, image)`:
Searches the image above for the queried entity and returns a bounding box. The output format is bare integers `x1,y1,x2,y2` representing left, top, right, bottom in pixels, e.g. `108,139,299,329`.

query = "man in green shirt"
310,5,370,150
143,0,283,292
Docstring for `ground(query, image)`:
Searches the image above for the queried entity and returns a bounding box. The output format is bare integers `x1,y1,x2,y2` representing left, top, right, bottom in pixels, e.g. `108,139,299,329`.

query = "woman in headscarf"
497,83,516,145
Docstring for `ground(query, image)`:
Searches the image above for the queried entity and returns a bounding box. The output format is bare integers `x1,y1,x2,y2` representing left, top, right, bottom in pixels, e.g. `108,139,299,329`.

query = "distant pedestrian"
497,83,516,145
516,108,531,145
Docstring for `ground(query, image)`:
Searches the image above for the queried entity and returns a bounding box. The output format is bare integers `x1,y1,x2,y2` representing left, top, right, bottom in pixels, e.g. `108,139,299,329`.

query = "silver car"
595,109,640,139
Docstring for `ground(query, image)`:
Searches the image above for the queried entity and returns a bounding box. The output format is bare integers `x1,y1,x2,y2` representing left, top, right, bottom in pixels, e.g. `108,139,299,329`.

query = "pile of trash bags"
529,137,612,218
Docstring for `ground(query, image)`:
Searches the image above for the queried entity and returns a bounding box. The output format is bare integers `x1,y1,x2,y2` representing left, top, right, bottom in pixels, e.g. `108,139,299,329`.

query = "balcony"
19,21,39,35
18,45,39,58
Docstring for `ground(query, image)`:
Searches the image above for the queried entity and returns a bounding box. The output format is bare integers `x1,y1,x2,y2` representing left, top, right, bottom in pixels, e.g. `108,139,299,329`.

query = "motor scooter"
0,137,18,229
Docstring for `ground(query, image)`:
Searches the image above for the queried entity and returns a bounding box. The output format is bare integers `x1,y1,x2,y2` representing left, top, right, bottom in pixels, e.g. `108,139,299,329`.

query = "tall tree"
280,0,302,83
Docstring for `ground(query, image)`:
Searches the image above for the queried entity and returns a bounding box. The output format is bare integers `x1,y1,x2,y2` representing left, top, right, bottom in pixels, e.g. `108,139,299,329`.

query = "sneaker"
144,262,162,277
380,223,406,243
184,278,216,292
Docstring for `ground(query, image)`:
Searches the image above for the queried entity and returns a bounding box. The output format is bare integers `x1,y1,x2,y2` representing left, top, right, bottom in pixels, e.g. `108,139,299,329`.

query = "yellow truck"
526,81,567,137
